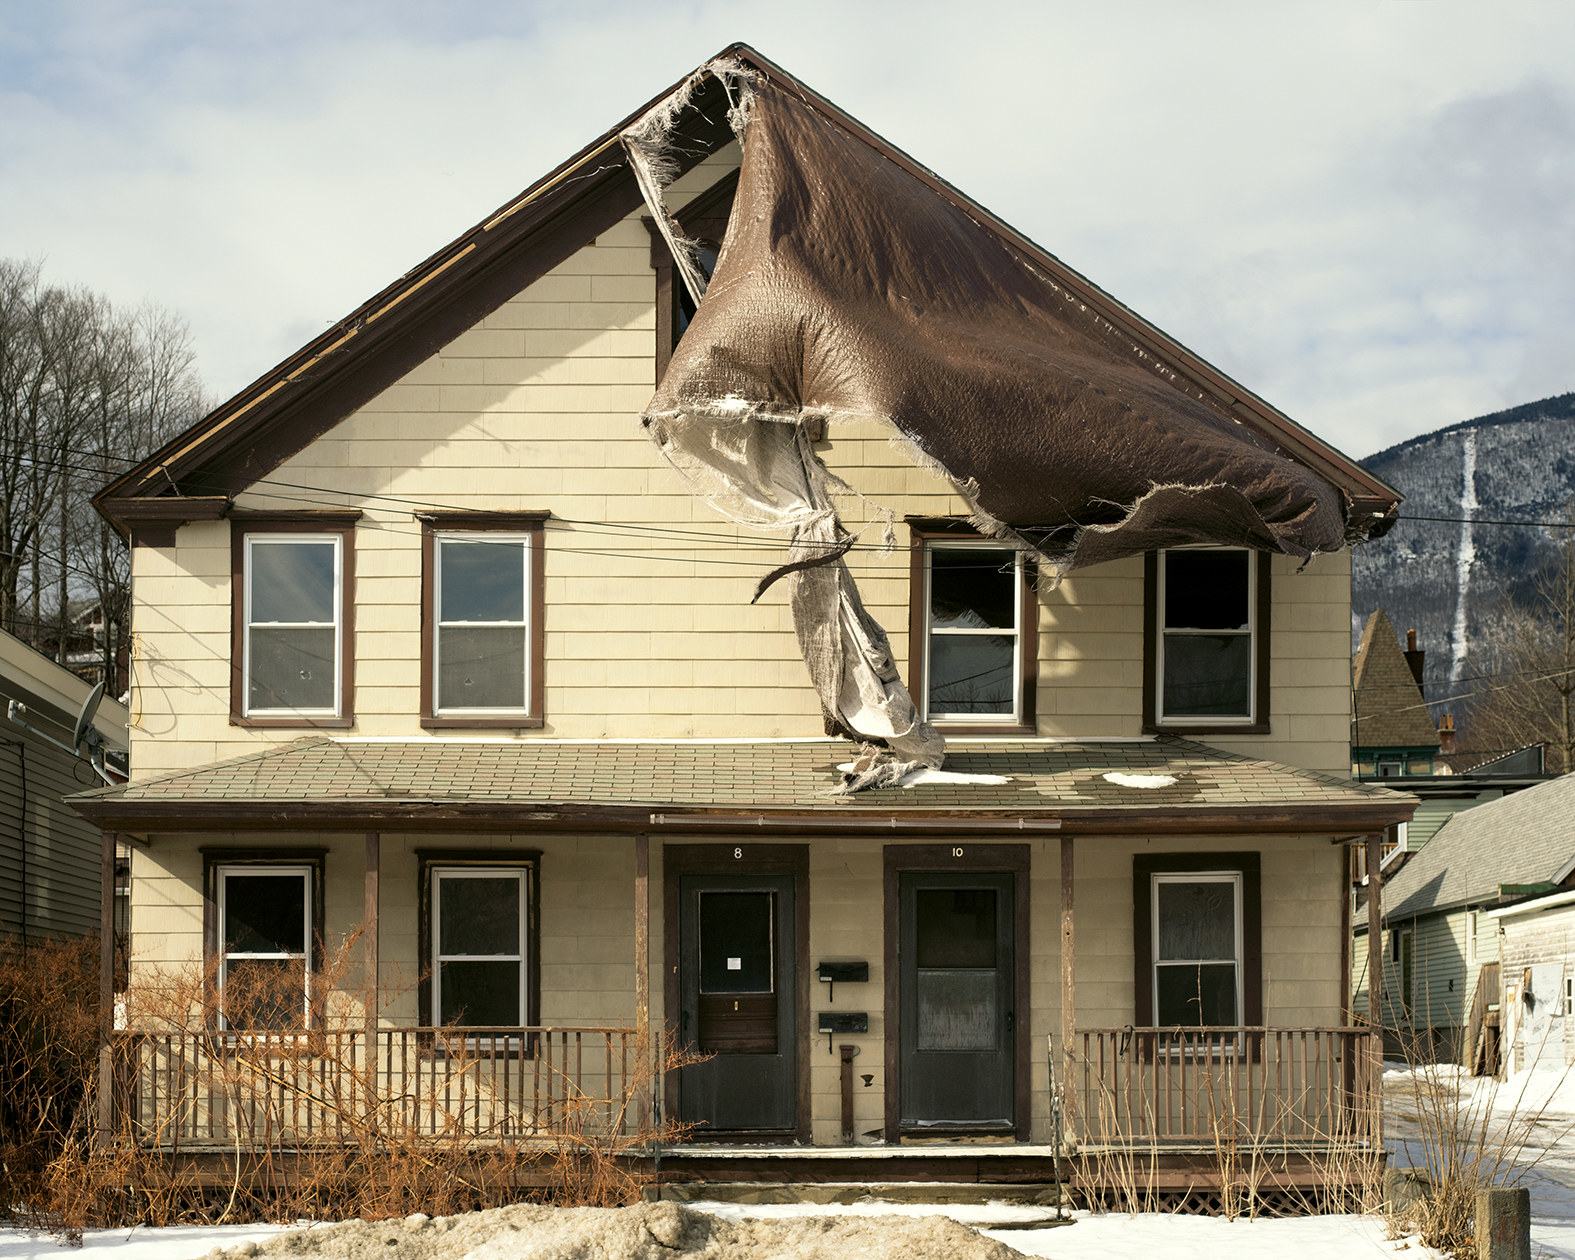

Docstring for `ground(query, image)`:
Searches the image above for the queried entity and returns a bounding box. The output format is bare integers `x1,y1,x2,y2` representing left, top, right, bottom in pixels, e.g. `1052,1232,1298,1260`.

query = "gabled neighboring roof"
71,735,1413,835
1384,770,1575,920
1351,609,1441,752
95,44,1400,540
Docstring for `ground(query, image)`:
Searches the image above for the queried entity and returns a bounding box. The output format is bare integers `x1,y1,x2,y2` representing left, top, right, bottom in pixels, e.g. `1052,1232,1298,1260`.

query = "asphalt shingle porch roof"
73,736,1413,836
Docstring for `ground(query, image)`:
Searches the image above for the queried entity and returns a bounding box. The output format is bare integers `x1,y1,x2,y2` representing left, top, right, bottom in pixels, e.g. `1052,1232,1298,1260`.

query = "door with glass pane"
676,874,797,1133
898,871,1015,1131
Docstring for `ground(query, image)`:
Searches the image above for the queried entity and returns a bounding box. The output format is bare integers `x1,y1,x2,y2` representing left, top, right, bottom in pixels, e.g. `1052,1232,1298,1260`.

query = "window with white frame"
1156,548,1258,724
216,865,312,1030
434,534,532,716
243,534,342,717
430,866,530,1028
922,542,1023,721
1151,872,1244,1027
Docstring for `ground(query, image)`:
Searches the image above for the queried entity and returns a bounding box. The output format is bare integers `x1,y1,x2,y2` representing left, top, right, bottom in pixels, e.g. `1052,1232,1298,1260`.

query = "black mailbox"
817,962,870,984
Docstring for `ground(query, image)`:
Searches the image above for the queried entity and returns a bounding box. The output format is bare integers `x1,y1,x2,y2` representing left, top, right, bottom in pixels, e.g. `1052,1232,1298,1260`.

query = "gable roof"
1351,609,1441,752
1384,770,1575,920
95,44,1400,539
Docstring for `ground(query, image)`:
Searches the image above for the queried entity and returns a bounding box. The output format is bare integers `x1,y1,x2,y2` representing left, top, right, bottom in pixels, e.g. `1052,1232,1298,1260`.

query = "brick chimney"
1405,628,1426,689
1438,712,1456,755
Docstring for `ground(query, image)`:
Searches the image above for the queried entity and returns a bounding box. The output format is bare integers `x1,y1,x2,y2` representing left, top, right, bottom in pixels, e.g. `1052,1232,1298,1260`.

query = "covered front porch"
76,736,1408,1196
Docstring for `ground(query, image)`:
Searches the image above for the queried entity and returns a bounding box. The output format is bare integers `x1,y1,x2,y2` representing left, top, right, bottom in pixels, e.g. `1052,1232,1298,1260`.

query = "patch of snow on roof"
1103,772,1178,789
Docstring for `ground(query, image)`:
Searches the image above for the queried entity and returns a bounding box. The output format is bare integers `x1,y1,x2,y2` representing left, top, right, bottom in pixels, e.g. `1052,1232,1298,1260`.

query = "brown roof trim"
96,43,1397,527
72,797,1413,836
93,60,745,525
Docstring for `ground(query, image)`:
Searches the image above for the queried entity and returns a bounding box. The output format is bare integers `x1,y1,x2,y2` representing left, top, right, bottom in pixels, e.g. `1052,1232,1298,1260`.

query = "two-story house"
74,46,1413,1201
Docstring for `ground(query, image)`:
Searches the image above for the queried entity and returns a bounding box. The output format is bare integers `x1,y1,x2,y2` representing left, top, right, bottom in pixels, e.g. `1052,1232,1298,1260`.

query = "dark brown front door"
675,873,797,1134
898,870,1016,1132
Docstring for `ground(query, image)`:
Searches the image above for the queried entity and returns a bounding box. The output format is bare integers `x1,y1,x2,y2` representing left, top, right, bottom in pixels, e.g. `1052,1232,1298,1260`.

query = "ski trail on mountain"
1450,428,1477,684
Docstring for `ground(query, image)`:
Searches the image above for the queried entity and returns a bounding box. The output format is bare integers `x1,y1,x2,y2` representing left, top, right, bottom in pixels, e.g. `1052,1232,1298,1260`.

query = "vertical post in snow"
1366,833,1384,1146
1060,834,1077,1145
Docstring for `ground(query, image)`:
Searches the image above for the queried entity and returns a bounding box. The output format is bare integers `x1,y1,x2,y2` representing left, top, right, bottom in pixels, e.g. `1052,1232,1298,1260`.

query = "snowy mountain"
1349,392,1575,706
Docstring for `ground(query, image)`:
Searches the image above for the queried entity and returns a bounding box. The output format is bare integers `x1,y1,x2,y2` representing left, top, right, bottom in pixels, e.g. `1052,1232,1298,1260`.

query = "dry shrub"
0,934,103,1229
1385,1023,1573,1260
9,928,699,1232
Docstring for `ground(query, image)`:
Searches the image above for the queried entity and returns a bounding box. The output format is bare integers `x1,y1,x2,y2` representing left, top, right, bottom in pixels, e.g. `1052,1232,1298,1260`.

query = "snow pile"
198,1202,1028,1260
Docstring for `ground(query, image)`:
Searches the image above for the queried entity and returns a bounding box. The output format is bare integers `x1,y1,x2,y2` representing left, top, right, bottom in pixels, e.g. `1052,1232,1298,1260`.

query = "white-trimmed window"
243,534,343,717
1156,548,1258,724
434,533,532,716
1151,872,1244,1027
921,542,1024,722
217,865,312,1030
431,866,530,1028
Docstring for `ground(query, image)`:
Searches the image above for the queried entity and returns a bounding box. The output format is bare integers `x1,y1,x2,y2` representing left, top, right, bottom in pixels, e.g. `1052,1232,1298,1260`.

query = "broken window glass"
924,545,1020,719
1158,549,1255,721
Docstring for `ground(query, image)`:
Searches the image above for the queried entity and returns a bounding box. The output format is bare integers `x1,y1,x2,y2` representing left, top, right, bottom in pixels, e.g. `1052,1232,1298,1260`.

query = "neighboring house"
1355,772,1575,1068
0,628,129,941
71,47,1414,1197
1489,885,1575,1074
1351,609,1442,781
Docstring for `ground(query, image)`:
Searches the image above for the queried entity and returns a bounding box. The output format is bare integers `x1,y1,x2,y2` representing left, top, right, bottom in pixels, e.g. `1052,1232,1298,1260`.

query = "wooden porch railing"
111,1026,648,1150
1073,1027,1379,1146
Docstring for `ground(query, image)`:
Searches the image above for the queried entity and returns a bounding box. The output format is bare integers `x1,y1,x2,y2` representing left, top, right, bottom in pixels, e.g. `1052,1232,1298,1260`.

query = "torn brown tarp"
625,63,1372,787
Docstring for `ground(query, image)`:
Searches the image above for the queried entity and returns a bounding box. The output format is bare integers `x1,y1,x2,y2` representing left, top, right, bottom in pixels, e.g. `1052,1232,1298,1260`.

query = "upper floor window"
907,525,1037,731
231,513,357,727
1145,548,1270,732
420,513,546,728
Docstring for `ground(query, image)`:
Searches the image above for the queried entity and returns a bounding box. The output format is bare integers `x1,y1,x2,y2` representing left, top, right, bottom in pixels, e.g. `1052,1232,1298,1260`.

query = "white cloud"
3,0,1574,461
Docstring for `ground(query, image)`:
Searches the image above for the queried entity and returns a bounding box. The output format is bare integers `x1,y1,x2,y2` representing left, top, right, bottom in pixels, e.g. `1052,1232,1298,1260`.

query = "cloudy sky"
3,0,1572,460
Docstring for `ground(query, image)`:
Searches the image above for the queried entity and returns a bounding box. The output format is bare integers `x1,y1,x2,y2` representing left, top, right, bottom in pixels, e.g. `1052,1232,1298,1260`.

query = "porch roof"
72,735,1414,836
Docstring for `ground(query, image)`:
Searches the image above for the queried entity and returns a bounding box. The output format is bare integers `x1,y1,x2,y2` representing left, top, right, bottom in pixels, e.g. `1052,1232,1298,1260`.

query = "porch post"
96,830,115,1149
1060,834,1076,1141
364,833,380,1047
634,832,650,1043
1365,832,1384,1145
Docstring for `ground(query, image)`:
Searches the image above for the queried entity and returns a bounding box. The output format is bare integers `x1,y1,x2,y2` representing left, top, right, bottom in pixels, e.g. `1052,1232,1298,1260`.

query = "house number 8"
734,848,743,859
952,847,964,858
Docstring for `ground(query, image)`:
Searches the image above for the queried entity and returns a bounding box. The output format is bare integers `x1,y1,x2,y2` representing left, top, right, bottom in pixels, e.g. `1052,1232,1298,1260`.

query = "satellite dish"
72,681,106,752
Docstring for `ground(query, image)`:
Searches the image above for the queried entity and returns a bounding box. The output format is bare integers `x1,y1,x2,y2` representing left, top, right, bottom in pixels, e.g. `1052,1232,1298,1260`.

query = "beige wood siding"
127,829,1344,1145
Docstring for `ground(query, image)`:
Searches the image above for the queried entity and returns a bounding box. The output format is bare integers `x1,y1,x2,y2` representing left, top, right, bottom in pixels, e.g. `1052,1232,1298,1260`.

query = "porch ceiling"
71,736,1414,835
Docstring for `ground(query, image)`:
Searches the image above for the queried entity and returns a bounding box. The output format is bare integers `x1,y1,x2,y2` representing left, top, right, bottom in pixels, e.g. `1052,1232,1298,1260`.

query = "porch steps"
650,1181,1069,1207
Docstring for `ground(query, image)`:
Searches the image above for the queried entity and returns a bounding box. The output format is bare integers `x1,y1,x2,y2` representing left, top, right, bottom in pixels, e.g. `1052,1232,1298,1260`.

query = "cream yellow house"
75,46,1413,1195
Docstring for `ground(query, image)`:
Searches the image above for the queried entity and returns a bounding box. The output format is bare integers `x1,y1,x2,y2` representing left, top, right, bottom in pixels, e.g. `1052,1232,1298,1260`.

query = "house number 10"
952,847,964,858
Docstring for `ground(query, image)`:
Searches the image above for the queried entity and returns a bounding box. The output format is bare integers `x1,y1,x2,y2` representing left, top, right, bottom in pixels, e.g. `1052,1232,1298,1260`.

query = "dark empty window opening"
923,544,1022,721
1157,548,1257,723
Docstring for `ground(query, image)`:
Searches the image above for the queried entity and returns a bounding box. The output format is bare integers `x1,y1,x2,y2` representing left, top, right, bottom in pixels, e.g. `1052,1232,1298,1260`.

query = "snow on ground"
1384,1058,1575,1260
0,1204,1435,1260
9,1065,1574,1260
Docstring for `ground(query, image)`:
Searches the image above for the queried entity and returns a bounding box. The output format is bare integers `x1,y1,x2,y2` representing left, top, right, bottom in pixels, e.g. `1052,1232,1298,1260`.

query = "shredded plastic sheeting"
622,59,1372,787
194,1202,1028,1260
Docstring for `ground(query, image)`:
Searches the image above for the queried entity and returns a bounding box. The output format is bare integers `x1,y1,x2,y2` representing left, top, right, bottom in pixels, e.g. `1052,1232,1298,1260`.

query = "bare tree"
1461,504,1575,774
0,258,204,690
